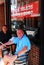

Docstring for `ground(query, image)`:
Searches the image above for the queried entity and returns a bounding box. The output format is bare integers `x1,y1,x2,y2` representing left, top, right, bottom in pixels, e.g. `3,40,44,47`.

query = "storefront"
0,0,44,65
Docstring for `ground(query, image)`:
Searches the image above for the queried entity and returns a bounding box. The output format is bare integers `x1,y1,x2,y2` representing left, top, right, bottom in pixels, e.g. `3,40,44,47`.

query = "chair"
14,51,29,65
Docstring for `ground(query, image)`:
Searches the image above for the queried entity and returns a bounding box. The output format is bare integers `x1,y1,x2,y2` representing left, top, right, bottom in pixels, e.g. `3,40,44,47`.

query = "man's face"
2,26,7,33
17,29,24,39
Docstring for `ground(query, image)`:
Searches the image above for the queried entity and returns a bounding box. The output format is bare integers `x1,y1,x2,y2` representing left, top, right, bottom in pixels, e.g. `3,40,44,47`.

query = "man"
1,28,31,65
0,25,11,43
0,25,11,59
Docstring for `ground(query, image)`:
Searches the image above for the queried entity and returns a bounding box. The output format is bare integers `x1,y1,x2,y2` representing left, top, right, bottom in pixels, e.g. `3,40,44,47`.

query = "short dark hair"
16,25,24,31
2,25,8,28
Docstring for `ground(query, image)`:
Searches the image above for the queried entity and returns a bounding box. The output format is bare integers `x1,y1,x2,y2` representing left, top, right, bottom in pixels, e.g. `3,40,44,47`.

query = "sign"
11,1,40,19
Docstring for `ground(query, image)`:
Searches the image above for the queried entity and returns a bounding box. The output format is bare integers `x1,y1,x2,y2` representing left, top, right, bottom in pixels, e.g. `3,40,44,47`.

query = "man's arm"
4,41,13,46
0,41,13,49
18,46,28,56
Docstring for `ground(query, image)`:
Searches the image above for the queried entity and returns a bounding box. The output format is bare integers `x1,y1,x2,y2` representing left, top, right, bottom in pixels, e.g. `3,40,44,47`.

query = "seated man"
0,25,11,43
0,28,31,65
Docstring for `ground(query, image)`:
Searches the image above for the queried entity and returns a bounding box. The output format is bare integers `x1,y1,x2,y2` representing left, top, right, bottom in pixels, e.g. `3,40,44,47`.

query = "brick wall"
28,44,40,65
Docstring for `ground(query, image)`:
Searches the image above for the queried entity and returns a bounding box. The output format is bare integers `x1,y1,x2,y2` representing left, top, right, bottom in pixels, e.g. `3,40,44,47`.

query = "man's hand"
0,44,6,50
4,55,17,64
2,44,6,47
0,45,4,50
9,55,17,63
